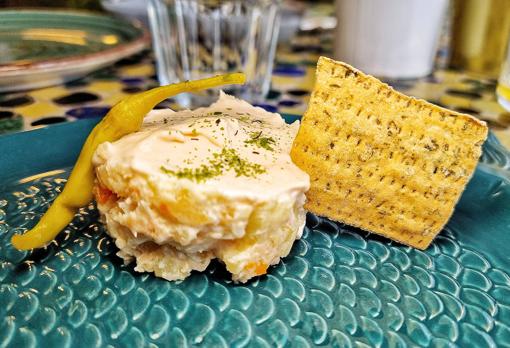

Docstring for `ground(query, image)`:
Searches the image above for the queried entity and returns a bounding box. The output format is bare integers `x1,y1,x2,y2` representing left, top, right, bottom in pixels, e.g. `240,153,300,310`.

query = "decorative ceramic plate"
1,117,509,347
0,9,149,92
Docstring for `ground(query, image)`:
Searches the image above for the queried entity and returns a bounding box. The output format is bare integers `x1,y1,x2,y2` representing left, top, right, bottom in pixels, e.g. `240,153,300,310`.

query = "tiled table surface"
0,29,509,149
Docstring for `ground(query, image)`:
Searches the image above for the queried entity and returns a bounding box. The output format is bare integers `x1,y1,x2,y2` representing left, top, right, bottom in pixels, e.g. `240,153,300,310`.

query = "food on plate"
12,54,490,285
11,73,246,250
290,57,488,249
92,93,310,282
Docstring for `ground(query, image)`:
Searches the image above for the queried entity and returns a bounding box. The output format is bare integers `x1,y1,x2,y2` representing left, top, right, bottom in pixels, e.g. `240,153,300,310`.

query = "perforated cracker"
291,57,488,249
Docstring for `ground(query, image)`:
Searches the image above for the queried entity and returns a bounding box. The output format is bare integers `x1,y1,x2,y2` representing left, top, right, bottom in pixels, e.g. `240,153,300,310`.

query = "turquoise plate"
1,117,509,347
0,9,149,92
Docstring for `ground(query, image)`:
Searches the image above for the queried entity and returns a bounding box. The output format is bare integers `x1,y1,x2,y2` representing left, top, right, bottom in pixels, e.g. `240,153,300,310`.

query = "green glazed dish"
0,9,149,92
0,116,509,347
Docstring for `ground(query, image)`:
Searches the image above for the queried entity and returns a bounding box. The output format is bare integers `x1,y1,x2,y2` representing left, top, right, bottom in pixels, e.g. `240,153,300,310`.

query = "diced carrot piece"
245,261,268,276
96,186,116,204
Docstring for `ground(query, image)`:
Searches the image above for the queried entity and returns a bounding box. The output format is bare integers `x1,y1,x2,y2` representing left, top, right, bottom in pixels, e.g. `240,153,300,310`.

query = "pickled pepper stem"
11,73,246,250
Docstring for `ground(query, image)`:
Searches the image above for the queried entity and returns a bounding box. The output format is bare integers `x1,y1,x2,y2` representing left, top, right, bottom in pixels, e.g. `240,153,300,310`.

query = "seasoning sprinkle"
161,147,265,182
244,131,276,151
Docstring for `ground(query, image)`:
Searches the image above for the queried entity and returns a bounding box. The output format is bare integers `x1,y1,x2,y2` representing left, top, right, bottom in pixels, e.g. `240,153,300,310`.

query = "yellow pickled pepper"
12,73,246,250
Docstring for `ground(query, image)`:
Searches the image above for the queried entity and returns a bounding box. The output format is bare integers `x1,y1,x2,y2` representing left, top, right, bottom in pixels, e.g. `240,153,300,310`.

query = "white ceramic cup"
334,0,449,79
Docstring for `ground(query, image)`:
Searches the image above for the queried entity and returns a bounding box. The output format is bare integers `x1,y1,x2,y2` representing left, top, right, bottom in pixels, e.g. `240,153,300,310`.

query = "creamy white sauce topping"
97,93,309,199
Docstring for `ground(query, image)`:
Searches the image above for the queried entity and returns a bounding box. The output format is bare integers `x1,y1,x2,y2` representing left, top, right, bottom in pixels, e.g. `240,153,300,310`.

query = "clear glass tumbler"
148,0,281,106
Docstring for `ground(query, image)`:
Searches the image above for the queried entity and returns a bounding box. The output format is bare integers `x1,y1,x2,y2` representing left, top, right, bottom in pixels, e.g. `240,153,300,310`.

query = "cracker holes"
387,121,401,135
344,70,358,78
329,142,335,149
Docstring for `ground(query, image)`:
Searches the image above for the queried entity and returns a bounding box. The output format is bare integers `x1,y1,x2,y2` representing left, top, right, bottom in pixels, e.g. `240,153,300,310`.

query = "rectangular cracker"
290,56,488,249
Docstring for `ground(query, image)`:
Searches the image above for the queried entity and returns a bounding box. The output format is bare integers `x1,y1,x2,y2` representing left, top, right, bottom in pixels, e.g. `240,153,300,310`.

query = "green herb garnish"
161,148,265,182
244,131,276,151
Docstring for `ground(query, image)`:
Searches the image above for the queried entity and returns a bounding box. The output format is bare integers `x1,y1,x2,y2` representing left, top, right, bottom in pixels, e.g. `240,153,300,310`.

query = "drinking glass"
334,0,449,79
497,42,510,111
148,0,281,106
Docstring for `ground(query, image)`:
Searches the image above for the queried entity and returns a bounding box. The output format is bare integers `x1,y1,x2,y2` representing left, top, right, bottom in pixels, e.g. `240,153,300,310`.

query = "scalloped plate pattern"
0,119,509,347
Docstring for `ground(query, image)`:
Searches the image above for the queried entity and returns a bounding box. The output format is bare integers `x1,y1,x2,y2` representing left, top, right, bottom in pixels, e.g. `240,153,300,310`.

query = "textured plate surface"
0,9,148,92
0,117,510,347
